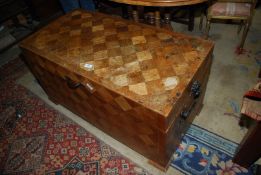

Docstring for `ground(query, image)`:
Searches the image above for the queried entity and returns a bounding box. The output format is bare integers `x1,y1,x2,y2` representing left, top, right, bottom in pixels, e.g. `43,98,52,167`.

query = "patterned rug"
0,58,256,175
171,125,255,175
0,58,150,175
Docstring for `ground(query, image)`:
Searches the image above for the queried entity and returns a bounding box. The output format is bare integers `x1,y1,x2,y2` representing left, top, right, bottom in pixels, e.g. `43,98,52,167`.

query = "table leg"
155,11,160,28
132,9,139,23
127,5,133,20
188,6,195,31
164,12,173,30
233,121,261,168
122,4,129,19
137,6,144,22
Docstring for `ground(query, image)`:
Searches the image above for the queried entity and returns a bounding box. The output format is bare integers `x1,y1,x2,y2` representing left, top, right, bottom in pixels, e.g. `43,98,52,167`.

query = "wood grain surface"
20,10,214,169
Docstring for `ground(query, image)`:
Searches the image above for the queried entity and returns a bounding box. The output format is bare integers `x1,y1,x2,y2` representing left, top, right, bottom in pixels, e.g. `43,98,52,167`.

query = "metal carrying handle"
180,81,201,120
64,76,96,93
64,76,81,89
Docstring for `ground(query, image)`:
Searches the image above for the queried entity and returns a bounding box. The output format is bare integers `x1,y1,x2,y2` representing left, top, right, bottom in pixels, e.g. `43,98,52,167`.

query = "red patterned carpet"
0,58,151,175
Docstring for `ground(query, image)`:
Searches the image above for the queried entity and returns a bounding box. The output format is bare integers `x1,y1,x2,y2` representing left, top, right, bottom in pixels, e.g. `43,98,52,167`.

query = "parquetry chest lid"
20,10,214,117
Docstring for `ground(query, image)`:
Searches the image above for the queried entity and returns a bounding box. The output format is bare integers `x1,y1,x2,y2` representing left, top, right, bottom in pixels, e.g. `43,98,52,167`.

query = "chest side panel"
22,49,165,163
157,52,213,167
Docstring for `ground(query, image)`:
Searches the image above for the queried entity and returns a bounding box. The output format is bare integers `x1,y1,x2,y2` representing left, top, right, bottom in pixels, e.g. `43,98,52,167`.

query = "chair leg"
205,19,211,39
237,20,243,34
239,21,250,49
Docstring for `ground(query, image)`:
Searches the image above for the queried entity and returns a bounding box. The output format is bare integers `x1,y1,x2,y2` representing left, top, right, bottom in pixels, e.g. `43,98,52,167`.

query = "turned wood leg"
164,13,172,30
144,12,155,25
137,6,144,23
155,11,161,28
132,9,139,23
233,121,261,168
127,6,133,20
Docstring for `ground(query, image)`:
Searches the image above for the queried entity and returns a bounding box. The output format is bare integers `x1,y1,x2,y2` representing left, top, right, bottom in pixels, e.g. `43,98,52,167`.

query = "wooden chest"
20,10,214,170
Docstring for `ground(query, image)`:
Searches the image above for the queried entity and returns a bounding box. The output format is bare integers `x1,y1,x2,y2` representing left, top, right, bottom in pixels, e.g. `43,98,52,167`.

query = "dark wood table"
111,0,206,7
233,121,261,168
110,0,207,30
